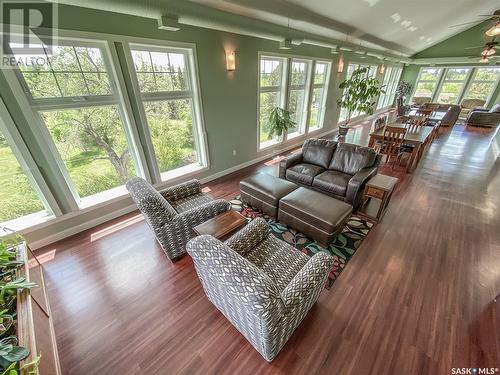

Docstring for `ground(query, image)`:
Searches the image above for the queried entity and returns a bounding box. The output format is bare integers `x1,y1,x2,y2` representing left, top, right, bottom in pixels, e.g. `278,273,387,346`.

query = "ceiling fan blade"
448,21,484,27
464,45,486,49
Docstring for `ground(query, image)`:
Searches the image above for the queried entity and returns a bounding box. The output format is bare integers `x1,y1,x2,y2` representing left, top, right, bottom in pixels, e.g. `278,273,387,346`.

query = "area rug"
230,197,374,289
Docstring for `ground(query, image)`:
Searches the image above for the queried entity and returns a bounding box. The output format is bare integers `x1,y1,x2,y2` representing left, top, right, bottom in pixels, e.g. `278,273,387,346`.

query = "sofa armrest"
279,152,303,178
470,107,489,113
346,166,378,207
160,179,202,202
281,252,334,310
224,217,270,256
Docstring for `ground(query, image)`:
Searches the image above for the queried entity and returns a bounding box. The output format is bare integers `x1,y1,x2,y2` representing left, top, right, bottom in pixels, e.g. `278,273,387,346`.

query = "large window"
436,68,471,104
258,55,331,149
339,63,377,122
377,66,403,109
413,67,443,98
13,40,143,208
412,66,500,105
128,45,207,180
463,67,500,102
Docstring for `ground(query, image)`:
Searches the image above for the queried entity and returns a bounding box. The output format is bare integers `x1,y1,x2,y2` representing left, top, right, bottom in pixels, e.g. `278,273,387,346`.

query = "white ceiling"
189,0,500,55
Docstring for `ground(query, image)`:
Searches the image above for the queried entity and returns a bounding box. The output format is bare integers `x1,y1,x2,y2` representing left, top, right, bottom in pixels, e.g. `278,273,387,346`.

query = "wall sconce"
337,55,344,73
379,63,386,74
225,51,236,71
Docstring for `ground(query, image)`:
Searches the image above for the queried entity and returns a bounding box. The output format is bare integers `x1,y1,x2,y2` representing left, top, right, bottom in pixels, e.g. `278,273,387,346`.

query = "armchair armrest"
279,152,303,178
346,166,378,207
160,179,201,202
470,107,488,113
224,217,270,256
281,252,334,309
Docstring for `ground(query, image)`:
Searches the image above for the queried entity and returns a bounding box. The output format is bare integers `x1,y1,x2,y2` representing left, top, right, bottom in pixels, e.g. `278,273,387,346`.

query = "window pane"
143,100,197,173
464,82,495,101
419,68,442,81
288,89,306,134
415,81,437,97
309,87,324,129
474,67,500,81
444,68,469,81
0,130,47,223
259,91,279,143
314,63,327,84
131,50,188,92
437,82,463,104
40,105,137,199
18,45,112,98
260,58,283,87
291,60,307,86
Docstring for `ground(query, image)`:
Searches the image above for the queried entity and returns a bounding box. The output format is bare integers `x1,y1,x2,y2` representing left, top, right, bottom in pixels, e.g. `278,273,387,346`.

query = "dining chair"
378,126,407,169
405,117,426,133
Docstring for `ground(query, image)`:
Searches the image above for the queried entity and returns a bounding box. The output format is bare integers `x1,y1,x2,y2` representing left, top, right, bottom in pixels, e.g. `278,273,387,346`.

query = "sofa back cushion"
489,104,500,113
329,143,377,175
302,138,337,169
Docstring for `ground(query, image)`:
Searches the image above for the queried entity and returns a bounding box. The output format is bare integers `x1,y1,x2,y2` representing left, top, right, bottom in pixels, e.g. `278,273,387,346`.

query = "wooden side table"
192,210,247,241
358,174,398,222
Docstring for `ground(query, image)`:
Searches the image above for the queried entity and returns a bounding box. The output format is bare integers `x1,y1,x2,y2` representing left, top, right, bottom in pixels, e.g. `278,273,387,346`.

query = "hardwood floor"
36,123,500,375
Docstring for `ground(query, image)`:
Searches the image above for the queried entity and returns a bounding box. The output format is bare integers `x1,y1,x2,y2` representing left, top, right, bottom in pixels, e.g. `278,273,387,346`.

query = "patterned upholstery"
187,218,334,361
126,177,231,260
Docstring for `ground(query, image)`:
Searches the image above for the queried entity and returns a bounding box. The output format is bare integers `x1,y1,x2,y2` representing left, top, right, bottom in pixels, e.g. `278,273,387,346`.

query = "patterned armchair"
187,218,334,361
126,177,231,261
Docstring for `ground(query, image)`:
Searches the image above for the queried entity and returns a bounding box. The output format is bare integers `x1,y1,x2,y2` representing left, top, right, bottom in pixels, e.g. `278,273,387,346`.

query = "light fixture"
479,54,489,63
485,21,500,37
482,47,496,56
291,39,304,46
225,50,235,71
337,55,344,73
379,63,386,74
158,15,180,31
279,39,292,50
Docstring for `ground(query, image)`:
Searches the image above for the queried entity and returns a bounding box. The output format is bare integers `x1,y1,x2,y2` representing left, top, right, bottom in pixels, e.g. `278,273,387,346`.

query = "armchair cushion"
160,179,201,202
312,170,351,196
302,139,337,169
224,217,270,256
170,192,213,213
286,163,325,185
329,143,377,175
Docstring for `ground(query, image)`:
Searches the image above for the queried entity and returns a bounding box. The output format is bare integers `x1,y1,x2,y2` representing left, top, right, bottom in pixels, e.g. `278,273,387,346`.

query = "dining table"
407,109,447,122
368,121,435,172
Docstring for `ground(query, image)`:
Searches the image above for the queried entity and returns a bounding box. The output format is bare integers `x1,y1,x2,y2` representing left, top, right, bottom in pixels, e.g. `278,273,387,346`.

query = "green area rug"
231,196,374,289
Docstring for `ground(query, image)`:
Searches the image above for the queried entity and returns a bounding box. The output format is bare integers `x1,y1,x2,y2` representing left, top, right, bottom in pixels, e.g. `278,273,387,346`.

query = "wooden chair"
378,126,406,169
405,117,426,133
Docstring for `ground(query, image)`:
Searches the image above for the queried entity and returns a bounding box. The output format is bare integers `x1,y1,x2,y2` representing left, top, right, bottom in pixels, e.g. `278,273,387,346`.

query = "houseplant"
395,80,412,115
337,67,384,136
265,107,296,140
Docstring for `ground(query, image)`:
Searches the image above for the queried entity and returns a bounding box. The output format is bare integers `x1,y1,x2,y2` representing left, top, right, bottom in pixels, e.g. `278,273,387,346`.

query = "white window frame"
257,53,332,150
7,36,148,209
434,67,473,105
307,60,332,132
0,98,61,231
411,67,444,101
123,42,209,183
462,67,500,106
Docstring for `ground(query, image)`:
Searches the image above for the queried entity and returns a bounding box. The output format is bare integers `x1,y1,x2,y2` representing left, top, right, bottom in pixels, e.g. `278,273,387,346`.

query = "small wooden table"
192,210,247,240
358,174,398,222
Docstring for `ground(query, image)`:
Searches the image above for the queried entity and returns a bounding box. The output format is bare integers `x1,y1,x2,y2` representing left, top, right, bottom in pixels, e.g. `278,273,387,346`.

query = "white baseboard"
27,128,338,249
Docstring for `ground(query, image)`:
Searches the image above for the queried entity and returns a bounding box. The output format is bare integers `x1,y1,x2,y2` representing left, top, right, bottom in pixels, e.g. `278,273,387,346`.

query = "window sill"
160,163,206,182
259,138,280,150
0,211,55,234
78,185,130,209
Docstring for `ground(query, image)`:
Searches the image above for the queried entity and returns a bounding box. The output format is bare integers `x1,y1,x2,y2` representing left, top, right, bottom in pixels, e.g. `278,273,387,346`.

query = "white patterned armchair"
126,177,231,261
187,218,334,361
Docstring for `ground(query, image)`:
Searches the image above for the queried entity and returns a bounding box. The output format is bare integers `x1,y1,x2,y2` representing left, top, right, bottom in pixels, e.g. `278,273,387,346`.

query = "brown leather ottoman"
240,173,298,218
278,187,353,247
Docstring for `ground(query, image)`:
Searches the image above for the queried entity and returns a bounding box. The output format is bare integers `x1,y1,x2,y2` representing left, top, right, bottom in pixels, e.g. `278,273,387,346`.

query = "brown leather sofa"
279,139,381,208
465,104,500,128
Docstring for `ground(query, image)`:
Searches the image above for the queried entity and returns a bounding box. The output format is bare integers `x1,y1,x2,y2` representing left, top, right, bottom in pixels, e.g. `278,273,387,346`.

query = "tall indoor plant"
266,107,296,140
337,67,384,135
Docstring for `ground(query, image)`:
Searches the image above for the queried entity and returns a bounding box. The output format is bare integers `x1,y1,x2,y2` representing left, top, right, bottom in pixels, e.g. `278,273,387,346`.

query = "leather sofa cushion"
312,170,351,197
329,143,377,175
279,187,353,233
286,163,325,185
302,139,337,169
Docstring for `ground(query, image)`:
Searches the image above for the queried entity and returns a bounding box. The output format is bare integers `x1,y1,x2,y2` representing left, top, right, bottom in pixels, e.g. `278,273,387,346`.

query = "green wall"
0,4,393,246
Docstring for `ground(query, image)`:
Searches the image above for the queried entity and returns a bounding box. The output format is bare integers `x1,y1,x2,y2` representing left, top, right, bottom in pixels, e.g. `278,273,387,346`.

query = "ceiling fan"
449,9,500,36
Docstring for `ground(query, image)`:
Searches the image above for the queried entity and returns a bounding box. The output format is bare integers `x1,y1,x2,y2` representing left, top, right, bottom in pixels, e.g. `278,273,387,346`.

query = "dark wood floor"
36,122,500,375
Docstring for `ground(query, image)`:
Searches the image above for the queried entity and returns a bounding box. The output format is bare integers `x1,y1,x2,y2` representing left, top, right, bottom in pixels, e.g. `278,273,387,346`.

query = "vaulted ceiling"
188,0,499,56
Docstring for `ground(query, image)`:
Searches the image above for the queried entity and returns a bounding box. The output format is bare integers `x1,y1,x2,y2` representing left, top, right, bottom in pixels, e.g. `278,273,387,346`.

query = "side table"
358,174,398,222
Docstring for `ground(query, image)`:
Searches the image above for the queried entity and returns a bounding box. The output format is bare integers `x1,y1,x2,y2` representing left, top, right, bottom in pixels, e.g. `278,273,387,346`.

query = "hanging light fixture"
337,54,344,73
379,63,386,74
485,21,500,37
225,50,236,71
482,47,496,56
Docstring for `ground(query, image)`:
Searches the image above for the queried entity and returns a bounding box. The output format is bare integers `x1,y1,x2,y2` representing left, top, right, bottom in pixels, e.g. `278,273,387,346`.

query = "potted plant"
266,107,296,140
337,67,385,136
395,80,412,116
